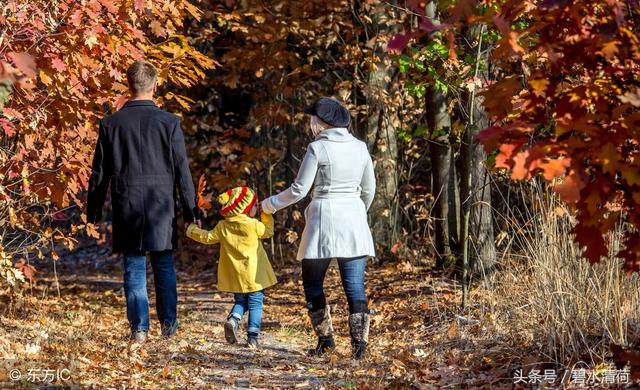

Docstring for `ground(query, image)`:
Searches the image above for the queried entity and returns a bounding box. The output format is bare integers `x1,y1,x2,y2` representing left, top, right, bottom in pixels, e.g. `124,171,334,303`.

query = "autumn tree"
476,0,640,270
390,0,640,275
459,23,496,277
388,0,500,275
358,1,402,250
0,0,213,285
424,0,460,269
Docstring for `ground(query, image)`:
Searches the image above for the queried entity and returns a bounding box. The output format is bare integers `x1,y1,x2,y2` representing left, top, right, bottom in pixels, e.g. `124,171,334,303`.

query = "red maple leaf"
196,174,212,210
16,260,37,283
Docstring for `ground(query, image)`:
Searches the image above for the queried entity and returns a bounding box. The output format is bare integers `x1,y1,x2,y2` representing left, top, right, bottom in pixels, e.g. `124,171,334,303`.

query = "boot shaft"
348,312,370,343
308,305,334,338
349,312,370,359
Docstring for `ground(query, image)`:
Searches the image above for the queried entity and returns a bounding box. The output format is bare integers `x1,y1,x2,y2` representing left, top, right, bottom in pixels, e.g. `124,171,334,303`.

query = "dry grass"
475,180,640,367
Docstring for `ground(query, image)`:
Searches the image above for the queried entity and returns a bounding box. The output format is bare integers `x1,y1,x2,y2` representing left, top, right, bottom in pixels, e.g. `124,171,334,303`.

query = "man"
87,60,199,343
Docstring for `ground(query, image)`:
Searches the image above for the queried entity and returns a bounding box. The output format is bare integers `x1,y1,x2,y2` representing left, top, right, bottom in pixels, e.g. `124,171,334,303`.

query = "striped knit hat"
218,186,257,217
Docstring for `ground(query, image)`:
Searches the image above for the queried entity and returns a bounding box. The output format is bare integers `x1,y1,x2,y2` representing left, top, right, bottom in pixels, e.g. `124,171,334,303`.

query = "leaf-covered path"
1,244,520,389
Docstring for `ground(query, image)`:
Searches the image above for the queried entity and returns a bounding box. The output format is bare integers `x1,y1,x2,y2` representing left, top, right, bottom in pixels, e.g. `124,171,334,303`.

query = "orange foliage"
0,0,214,279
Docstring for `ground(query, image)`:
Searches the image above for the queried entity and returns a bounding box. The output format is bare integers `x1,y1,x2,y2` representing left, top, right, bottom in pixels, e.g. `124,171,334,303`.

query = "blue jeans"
228,290,264,337
302,256,368,314
123,250,177,332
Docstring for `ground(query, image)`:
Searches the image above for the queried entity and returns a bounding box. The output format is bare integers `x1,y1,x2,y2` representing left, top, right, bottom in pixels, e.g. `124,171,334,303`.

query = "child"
186,186,277,348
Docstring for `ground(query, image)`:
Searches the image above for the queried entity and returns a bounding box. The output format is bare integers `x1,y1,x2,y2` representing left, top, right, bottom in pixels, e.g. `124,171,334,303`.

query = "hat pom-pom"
218,192,230,204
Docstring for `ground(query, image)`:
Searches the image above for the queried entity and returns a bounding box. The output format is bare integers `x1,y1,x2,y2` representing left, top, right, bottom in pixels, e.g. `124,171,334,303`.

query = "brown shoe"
224,317,240,344
161,322,179,338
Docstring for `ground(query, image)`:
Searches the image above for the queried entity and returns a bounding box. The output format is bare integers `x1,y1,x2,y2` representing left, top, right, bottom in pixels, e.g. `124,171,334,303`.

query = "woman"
261,96,376,359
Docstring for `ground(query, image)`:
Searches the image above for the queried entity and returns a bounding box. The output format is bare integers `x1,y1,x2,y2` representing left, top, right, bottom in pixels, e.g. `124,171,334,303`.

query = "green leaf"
415,126,429,138
0,81,12,113
435,79,448,95
397,127,413,143
399,55,411,73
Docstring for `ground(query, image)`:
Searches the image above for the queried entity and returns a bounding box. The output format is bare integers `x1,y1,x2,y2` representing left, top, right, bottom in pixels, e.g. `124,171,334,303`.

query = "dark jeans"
123,250,177,332
228,290,264,337
302,256,368,314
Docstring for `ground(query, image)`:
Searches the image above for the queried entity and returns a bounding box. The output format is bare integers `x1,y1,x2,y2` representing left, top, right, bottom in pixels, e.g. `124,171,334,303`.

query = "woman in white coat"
261,97,375,359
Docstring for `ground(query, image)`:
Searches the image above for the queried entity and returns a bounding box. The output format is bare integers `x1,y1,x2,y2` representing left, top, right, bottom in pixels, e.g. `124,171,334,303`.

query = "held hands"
259,198,274,215
258,202,270,218
184,219,201,232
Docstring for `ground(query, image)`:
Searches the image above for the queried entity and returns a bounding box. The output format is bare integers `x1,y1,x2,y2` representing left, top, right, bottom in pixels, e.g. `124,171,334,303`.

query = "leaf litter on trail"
1,245,561,389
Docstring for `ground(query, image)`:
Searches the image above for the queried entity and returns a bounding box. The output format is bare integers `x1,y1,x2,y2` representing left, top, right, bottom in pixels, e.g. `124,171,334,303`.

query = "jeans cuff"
161,321,179,331
131,326,149,332
228,313,242,321
247,327,260,335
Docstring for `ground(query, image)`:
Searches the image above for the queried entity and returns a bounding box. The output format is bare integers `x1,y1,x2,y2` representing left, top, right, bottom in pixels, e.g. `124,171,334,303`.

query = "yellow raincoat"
186,212,277,293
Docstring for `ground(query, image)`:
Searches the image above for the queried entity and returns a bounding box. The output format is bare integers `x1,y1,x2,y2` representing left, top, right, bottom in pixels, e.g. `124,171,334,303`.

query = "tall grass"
489,180,640,365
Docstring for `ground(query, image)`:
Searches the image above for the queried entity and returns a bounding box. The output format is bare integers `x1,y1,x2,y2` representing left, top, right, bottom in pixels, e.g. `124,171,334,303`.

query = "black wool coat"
86,100,197,253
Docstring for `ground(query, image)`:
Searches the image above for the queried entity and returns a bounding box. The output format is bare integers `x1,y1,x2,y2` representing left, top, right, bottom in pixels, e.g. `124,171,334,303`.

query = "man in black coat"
86,60,199,343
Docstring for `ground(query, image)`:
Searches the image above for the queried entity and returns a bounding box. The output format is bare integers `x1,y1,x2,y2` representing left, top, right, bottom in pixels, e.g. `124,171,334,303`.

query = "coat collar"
316,127,354,142
225,214,252,222
123,99,157,108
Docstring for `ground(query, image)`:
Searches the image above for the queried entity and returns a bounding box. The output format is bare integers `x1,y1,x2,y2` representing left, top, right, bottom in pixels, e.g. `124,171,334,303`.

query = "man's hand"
184,220,201,230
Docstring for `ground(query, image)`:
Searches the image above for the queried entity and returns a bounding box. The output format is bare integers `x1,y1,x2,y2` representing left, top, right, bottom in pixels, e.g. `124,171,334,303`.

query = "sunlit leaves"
389,0,640,268
0,0,214,284
618,89,640,107
196,175,212,211
0,248,24,286
473,0,640,268
7,52,37,78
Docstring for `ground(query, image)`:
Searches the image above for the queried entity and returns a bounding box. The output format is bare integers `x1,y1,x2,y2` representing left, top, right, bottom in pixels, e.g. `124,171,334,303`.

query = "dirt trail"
1,245,503,389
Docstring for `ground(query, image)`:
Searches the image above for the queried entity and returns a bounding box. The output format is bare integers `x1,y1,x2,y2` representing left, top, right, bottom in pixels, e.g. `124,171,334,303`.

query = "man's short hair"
126,60,157,94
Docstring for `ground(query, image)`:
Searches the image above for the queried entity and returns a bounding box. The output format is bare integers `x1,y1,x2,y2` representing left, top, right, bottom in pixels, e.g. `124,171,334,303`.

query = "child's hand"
259,198,275,215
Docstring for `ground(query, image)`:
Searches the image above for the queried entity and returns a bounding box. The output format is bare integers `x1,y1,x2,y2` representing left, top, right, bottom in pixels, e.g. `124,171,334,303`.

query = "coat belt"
311,191,362,199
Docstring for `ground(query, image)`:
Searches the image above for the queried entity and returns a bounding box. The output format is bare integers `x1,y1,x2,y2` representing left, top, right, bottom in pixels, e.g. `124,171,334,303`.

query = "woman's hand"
260,197,275,214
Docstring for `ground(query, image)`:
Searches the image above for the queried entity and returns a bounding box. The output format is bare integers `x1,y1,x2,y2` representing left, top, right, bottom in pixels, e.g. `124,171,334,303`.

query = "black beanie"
303,97,351,128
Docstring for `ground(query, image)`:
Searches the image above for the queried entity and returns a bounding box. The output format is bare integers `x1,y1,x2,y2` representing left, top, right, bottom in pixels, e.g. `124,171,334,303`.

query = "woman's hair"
309,115,331,137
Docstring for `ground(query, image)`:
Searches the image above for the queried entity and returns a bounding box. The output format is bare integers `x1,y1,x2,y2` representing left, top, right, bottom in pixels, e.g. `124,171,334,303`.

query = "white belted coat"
261,127,376,260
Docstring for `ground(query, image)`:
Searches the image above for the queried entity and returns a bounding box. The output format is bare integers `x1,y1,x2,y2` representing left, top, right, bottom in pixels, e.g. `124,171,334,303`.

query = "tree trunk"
467,99,496,276
425,0,458,269
284,123,296,229
459,24,496,279
427,93,456,268
363,1,400,251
